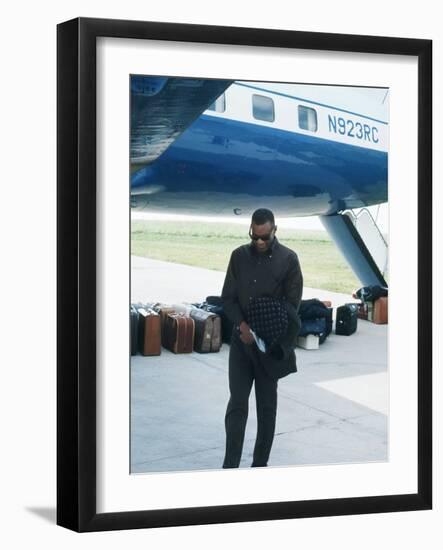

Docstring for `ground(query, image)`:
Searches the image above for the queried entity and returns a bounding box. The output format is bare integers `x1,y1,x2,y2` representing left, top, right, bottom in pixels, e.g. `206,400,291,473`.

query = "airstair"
344,208,389,282
320,207,388,288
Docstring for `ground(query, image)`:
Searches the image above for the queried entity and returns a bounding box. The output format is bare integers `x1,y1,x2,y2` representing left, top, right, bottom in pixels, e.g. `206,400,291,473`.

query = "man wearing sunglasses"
221,208,303,468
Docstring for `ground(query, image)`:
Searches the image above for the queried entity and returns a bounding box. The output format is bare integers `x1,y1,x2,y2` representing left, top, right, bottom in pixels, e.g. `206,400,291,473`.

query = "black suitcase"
130,305,139,355
335,303,358,336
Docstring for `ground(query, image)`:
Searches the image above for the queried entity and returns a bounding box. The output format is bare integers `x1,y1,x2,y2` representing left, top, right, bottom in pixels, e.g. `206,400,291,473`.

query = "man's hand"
239,321,255,345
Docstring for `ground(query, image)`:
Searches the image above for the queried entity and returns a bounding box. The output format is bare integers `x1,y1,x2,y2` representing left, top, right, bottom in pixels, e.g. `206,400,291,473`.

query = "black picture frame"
57,17,432,532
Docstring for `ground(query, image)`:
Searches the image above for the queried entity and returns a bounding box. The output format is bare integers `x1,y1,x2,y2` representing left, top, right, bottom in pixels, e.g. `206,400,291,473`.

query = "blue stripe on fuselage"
131,114,387,216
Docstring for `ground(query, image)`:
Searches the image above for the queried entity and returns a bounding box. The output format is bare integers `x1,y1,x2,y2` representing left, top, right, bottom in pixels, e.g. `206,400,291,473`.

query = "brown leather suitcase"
190,309,222,353
164,313,195,354
137,308,161,356
373,297,388,324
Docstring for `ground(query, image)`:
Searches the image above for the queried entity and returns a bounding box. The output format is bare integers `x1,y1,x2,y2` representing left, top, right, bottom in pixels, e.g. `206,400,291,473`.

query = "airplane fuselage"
131,82,388,219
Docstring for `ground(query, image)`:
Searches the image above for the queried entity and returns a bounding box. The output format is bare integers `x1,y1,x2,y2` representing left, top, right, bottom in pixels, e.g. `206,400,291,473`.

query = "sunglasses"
249,227,275,241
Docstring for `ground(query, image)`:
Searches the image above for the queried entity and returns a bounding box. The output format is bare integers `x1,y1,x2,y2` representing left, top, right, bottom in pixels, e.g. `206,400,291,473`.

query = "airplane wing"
131,76,233,173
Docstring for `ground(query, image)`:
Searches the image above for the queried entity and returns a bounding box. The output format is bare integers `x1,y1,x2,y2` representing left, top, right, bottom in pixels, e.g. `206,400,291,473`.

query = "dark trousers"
223,333,278,468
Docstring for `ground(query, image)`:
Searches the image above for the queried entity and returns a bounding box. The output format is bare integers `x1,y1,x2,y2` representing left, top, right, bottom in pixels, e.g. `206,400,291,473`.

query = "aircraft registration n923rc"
130,76,389,288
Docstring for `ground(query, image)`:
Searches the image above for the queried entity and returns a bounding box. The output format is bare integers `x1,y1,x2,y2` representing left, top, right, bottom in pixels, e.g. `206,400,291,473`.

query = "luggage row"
131,290,388,356
131,298,233,356
298,285,388,351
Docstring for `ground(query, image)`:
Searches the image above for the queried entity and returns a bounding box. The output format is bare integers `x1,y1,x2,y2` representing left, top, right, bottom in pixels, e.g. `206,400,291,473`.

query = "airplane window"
208,93,226,113
298,105,318,131
252,94,275,122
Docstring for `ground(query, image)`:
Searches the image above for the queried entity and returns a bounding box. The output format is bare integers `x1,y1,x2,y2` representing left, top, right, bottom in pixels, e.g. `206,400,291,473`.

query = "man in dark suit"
221,208,303,468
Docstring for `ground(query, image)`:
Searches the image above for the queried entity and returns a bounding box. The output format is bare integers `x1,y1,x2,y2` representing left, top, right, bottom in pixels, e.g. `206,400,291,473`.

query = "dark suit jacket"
222,237,303,380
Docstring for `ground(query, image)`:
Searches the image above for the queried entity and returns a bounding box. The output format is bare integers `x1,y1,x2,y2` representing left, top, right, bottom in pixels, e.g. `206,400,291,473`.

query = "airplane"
130,76,389,288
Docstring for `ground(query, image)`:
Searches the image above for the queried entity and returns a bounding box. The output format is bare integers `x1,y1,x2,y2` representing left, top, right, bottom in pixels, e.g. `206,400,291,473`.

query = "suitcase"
130,305,139,356
358,302,367,320
152,304,176,345
373,297,388,324
164,313,195,354
137,308,161,356
190,309,222,353
357,301,374,321
201,296,234,344
335,303,359,335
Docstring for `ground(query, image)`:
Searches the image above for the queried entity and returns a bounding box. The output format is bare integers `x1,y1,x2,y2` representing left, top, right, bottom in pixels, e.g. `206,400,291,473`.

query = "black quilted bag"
247,296,289,350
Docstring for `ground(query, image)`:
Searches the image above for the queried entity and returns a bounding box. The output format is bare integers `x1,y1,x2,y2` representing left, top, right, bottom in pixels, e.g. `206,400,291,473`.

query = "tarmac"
130,256,388,473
